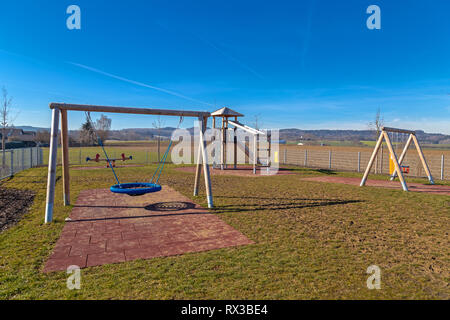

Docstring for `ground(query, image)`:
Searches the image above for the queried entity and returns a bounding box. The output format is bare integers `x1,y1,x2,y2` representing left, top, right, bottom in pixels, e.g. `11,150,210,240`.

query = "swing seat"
110,183,162,196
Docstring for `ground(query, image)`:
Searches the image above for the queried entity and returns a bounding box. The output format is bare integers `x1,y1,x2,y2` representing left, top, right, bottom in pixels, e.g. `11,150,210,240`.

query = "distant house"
3,129,36,142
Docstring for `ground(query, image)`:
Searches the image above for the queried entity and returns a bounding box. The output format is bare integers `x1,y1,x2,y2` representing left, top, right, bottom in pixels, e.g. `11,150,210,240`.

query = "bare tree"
34,130,50,145
95,114,112,142
79,118,95,146
253,113,263,130
368,107,384,139
368,107,385,173
152,116,165,162
1,87,18,168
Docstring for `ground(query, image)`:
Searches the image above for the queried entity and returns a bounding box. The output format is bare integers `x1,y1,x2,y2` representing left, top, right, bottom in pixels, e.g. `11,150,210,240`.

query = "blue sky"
0,0,449,133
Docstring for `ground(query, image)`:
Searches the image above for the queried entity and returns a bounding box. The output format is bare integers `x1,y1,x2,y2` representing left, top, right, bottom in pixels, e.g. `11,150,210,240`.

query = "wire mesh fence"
38,143,449,181
282,147,449,180
0,147,44,180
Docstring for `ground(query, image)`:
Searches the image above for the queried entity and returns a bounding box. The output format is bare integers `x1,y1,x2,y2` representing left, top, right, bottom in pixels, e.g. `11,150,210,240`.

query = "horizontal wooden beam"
382,127,416,135
50,103,210,118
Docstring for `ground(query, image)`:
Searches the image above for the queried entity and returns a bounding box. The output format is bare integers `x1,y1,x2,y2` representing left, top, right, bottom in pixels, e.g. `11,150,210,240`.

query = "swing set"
360,127,435,191
44,103,214,223
84,111,181,196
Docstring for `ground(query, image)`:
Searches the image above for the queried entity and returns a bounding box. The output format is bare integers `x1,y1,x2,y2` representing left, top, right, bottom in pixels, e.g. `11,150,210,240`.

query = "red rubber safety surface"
43,186,253,272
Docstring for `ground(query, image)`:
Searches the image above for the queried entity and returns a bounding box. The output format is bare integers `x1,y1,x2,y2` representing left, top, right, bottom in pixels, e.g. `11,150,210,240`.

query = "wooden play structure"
360,127,435,191
211,107,272,174
86,153,132,168
44,103,214,223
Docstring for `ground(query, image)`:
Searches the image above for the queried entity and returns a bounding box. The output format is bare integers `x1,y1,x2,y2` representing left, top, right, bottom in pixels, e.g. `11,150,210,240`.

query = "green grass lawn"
0,164,449,299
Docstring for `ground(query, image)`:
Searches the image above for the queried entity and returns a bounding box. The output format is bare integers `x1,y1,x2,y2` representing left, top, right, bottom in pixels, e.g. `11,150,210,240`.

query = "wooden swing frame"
44,103,214,223
360,127,435,191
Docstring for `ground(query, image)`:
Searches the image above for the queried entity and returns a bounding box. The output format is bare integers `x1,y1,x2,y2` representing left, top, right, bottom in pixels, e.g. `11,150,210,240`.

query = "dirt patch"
0,187,35,233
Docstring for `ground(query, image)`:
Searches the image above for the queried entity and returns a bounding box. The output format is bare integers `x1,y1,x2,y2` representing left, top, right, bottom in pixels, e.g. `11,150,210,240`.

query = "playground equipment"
84,110,177,196
360,127,434,191
45,103,214,223
211,107,272,174
86,153,133,167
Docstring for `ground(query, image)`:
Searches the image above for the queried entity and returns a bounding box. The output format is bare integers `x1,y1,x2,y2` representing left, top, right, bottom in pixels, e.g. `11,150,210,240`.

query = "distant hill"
278,129,450,145
15,126,50,132
102,127,450,145
18,125,450,145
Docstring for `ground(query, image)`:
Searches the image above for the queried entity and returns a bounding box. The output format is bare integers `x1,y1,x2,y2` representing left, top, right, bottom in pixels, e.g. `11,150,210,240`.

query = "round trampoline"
110,182,162,196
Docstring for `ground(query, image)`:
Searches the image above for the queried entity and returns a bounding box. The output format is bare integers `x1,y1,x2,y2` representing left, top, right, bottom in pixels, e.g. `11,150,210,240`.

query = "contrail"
67,62,213,107
154,21,264,80
195,35,265,80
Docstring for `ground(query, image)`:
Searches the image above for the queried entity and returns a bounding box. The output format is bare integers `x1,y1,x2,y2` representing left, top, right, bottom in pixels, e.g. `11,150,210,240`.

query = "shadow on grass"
315,169,337,175
213,197,363,214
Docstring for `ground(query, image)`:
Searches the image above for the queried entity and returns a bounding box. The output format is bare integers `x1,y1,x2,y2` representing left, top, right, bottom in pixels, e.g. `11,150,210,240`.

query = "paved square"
43,186,253,272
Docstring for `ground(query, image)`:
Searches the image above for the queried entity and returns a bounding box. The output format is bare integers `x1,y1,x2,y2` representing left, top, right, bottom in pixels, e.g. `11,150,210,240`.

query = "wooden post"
193,120,203,196
411,134,435,184
360,132,384,187
380,144,383,174
233,126,237,169
199,116,213,208
45,108,60,223
390,134,413,181
382,131,408,191
441,155,444,180
60,109,70,205
221,117,225,170
253,134,257,174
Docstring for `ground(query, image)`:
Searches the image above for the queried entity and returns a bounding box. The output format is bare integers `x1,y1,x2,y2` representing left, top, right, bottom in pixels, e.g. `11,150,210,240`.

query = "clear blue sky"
0,0,449,133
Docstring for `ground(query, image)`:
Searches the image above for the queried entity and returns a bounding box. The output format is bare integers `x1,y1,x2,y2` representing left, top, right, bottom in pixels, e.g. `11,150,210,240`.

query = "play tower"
211,107,271,174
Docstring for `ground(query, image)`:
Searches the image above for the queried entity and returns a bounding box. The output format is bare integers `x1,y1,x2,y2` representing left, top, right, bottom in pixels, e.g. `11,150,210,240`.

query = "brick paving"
43,186,253,272
303,176,450,195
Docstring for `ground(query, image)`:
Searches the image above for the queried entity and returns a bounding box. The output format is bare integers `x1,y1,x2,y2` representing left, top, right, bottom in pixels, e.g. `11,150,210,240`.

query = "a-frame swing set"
360,126,435,191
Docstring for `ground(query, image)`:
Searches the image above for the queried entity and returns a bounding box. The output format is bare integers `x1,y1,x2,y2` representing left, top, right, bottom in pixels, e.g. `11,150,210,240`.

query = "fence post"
10,150,14,176
358,152,361,173
329,150,332,169
284,149,287,164
304,149,308,167
21,148,25,171
441,155,445,180
30,147,33,168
